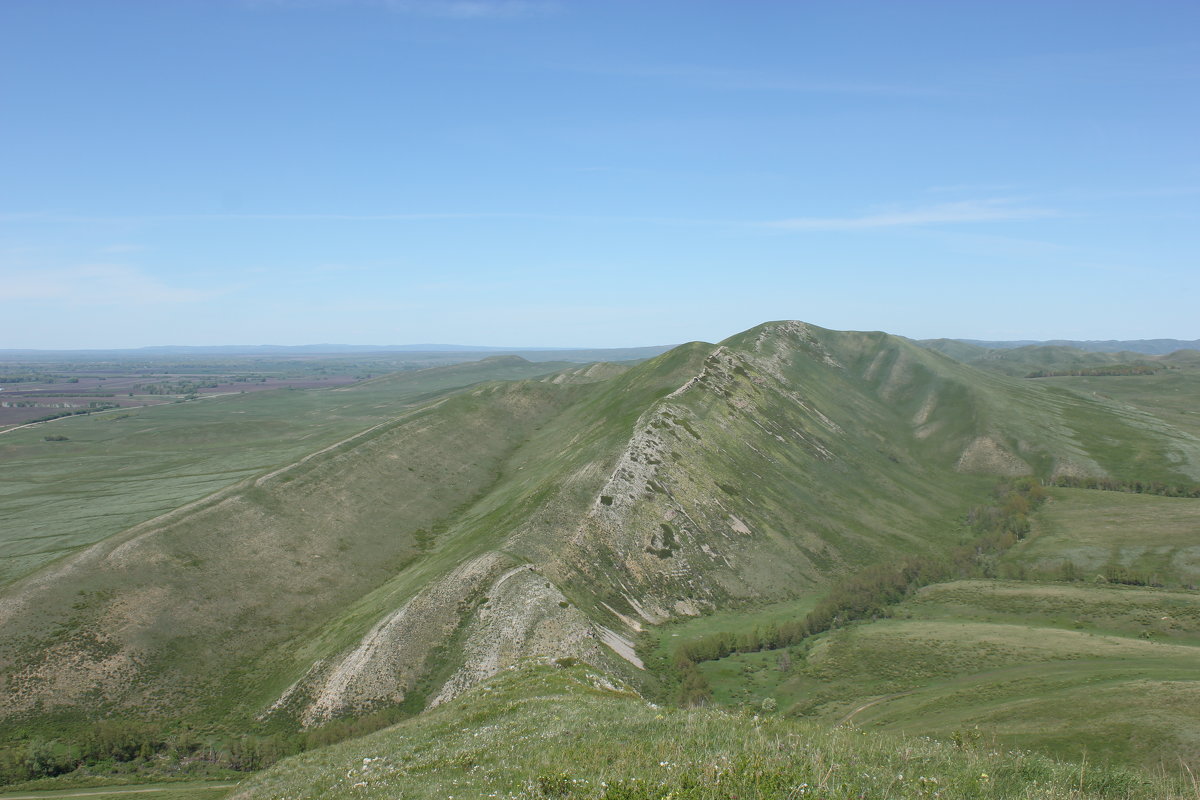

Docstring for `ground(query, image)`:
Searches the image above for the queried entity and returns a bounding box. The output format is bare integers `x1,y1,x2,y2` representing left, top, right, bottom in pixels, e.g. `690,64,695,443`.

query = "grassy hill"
228,663,1188,799
1,321,1198,792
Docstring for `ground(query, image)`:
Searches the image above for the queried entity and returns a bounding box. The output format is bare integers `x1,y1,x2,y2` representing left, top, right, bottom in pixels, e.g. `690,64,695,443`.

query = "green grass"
0,780,236,800
646,597,823,658
908,580,1200,642
230,663,1188,799
692,578,1200,770
1051,370,1200,442
1006,488,1200,586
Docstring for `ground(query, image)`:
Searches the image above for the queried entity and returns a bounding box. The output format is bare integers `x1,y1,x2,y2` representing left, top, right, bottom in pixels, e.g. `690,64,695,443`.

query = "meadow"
1007,488,1200,587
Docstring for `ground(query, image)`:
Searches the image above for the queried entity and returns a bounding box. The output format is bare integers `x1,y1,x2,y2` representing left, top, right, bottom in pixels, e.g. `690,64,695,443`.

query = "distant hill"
946,337,1200,355
0,343,677,367
917,337,1198,378
0,343,677,361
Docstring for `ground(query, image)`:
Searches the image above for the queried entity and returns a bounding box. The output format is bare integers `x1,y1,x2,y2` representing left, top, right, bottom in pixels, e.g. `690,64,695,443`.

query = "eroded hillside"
1,321,1197,735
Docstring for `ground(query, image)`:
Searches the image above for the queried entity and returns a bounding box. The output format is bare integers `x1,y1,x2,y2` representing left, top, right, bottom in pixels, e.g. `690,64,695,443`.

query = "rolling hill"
1,321,1198,796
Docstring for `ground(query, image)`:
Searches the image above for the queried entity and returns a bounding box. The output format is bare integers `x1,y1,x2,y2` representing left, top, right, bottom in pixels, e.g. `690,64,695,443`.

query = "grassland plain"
3,322,1200,794
0,356,571,586
229,663,1189,799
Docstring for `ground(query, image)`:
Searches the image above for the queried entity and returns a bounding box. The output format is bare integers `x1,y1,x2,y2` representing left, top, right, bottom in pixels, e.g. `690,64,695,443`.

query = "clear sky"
2,0,1198,349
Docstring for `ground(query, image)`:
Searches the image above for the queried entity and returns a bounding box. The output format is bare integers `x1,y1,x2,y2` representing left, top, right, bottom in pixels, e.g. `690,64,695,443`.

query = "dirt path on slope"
836,690,914,727
0,783,237,799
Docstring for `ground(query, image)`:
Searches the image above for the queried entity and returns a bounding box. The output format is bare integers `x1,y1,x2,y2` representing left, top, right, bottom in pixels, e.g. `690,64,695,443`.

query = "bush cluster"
1049,474,1200,498
0,707,409,786
1025,365,1156,378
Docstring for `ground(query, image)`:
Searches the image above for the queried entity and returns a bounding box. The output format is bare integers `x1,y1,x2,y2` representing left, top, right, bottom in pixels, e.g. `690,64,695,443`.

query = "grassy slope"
683,487,1200,770
230,663,1185,800
1049,370,1200,441
1006,487,1200,586
3,322,1199,786
969,346,1155,377
916,340,1167,378
693,579,1200,768
0,377,591,727
0,357,570,587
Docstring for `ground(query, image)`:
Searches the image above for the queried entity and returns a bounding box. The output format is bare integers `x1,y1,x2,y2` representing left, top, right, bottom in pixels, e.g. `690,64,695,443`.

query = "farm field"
0,346,675,430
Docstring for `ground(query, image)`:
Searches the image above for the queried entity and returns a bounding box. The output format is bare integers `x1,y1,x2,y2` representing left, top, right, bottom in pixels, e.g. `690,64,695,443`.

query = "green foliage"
1050,474,1200,499
23,403,120,424
1026,365,1157,378
1009,487,1200,588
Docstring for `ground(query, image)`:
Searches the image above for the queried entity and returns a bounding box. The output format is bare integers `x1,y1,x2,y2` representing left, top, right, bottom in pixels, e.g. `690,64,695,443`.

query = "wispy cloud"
763,199,1060,231
0,265,225,305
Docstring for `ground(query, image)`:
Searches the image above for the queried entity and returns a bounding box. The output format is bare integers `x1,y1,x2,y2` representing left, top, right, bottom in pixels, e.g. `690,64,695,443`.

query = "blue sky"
2,0,1198,348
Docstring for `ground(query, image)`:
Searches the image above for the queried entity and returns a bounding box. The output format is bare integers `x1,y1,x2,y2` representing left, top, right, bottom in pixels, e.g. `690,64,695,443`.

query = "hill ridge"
2,320,1199,778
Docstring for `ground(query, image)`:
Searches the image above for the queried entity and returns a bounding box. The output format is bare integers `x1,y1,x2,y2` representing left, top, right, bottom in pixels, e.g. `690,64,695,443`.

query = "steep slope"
0,321,1196,740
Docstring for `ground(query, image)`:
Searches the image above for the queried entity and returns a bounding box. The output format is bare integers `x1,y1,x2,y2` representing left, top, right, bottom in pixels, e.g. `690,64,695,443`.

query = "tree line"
1025,365,1156,378
24,403,121,424
0,707,408,786
1049,474,1200,499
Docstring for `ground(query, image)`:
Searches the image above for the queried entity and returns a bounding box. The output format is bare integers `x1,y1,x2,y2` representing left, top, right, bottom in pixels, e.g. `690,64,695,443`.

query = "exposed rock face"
956,435,1032,476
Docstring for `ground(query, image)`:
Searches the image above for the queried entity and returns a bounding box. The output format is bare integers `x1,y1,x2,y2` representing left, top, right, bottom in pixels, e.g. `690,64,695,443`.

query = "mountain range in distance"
926,337,1200,355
